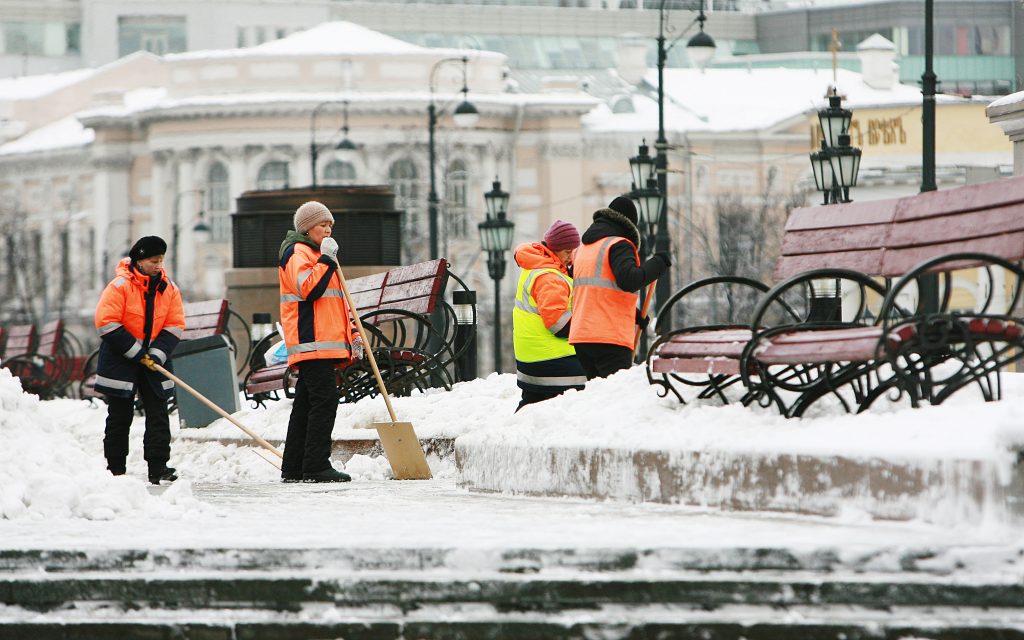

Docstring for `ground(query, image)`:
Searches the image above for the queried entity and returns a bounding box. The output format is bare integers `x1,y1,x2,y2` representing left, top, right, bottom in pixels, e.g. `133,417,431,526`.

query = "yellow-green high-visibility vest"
512,267,576,363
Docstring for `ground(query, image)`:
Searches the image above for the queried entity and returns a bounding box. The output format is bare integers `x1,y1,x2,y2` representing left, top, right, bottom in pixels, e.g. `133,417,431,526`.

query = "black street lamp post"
428,56,479,260
171,189,212,279
807,90,863,321
809,90,862,205
309,100,356,189
628,141,665,360
478,178,514,374
652,0,716,313
919,0,939,312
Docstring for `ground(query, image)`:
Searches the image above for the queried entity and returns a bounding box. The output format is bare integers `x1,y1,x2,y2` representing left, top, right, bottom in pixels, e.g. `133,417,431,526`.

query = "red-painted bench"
649,175,1024,417
244,259,475,407
3,320,82,399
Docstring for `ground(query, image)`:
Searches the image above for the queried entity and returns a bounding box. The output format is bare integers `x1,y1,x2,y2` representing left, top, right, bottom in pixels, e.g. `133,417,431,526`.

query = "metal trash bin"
172,334,240,428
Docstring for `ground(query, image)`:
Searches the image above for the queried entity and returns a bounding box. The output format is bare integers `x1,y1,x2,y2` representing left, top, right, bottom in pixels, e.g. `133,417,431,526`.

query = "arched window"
257,160,289,190
389,158,420,234
323,160,356,186
206,162,230,242
445,159,470,238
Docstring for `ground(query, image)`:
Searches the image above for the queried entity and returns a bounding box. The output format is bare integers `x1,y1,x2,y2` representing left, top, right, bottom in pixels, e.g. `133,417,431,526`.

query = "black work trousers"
573,343,634,381
103,373,171,475
282,359,340,478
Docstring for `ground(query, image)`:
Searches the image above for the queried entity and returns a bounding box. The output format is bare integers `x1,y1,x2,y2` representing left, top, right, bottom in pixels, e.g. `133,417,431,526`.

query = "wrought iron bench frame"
648,175,1024,417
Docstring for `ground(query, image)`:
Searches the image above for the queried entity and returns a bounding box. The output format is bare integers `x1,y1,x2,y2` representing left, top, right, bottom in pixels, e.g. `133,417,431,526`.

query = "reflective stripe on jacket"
513,267,575,364
568,236,639,349
279,239,353,366
93,257,185,399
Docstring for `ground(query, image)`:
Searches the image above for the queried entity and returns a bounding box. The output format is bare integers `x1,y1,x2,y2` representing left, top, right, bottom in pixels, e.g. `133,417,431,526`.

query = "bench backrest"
2,324,36,360
776,174,1024,281
347,259,448,323
182,299,230,340
34,320,64,359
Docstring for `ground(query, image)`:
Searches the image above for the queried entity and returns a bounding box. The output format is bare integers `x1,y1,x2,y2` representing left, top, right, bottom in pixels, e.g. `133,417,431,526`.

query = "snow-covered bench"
648,175,1024,417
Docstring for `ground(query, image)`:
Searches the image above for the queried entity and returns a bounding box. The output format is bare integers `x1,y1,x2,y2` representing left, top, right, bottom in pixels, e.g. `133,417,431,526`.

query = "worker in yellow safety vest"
511,220,588,411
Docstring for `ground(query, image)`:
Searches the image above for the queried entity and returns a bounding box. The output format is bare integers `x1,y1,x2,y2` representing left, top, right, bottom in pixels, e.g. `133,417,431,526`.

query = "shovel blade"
374,421,432,480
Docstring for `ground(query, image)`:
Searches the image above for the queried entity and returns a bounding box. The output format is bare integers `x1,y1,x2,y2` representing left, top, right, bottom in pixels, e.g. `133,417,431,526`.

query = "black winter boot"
302,467,351,483
281,473,302,483
149,466,178,485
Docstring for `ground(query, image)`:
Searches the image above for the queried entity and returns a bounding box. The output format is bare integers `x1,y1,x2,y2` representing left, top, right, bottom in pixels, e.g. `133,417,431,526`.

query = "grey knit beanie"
293,201,335,234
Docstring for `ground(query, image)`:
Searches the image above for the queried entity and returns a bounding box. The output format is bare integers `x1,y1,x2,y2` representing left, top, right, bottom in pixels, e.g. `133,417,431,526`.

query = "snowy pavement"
1,363,1023,575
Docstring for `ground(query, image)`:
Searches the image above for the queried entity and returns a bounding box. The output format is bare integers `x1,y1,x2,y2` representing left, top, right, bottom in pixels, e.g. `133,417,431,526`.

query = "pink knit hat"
543,220,580,251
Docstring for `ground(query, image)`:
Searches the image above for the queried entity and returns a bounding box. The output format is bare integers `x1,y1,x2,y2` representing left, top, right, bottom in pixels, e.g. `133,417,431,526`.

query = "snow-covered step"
4,571,1024,613
456,441,1024,525
3,604,1024,639
3,545,1022,576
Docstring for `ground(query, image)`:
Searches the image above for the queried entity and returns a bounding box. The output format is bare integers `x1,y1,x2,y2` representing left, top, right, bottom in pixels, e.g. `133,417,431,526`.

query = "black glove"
653,251,672,267
635,308,649,330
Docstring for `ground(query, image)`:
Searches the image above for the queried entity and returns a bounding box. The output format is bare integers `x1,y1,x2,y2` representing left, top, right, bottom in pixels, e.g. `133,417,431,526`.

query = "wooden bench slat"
785,198,900,231
780,224,893,255
774,249,886,281
887,204,1024,249
880,231,1024,276
651,357,742,375
754,327,882,365
894,175,1024,222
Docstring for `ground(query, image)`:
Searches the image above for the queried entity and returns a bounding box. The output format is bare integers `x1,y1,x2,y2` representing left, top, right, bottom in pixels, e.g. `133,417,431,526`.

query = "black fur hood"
581,207,641,249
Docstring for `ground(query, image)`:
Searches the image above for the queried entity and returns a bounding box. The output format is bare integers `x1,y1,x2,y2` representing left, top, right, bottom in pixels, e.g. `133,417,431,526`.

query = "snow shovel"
145,360,283,468
335,266,432,481
633,280,658,359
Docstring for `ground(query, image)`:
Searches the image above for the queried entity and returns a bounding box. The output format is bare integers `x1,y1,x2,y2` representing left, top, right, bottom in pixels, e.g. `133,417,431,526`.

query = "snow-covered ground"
0,363,1022,560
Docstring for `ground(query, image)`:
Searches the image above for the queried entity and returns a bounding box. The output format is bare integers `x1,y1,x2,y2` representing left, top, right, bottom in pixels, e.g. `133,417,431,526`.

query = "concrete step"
3,545,1018,576
3,606,1024,640
4,572,1024,612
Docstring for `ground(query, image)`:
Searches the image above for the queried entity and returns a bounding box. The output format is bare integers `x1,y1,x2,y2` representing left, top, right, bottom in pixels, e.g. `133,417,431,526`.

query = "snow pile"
0,368,205,521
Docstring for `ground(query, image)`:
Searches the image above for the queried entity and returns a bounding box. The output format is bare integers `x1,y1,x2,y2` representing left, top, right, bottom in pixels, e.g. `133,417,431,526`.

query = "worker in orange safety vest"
568,196,671,379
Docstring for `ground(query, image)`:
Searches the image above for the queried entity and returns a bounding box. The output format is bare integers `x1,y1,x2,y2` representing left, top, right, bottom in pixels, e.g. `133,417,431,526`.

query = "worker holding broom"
277,201,354,483
569,196,671,379
94,236,185,485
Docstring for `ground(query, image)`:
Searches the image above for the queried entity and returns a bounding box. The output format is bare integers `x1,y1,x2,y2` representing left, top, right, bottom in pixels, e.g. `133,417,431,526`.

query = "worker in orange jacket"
94,236,185,485
511,220,587,411
569,196,671,379
278,201,355,483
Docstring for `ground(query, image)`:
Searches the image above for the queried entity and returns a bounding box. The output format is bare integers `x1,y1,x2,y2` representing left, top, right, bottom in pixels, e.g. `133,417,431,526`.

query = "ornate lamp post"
172,189,212,278
310,100,356,189
429,56,479,260
809,90,862,205
478,178,514,374
652,0,717,312
627,140,664,254
628,141,664,359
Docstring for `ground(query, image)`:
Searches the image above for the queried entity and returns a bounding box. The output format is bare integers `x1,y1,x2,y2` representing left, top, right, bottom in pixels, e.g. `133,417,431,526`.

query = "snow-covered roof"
0,68,95,101
0,115,94,157
168,21,476,61
586,67,970,135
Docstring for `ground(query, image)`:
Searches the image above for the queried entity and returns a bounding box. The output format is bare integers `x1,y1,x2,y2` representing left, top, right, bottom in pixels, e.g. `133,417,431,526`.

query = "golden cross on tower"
830,28,842,86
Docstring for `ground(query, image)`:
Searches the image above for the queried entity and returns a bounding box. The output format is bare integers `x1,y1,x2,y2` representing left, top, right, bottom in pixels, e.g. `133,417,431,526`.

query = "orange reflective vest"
568,236,639,349
279,239,354,366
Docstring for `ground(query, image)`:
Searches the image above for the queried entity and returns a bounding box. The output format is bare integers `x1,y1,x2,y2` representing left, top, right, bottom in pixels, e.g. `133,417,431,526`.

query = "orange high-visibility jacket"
278,238,353,366
94,258,185,398
568,236,639,349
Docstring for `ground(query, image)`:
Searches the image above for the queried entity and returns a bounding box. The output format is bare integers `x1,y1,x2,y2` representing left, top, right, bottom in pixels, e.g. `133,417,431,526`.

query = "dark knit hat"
608,196,638,225
129,236,167,262
543,220,581,252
